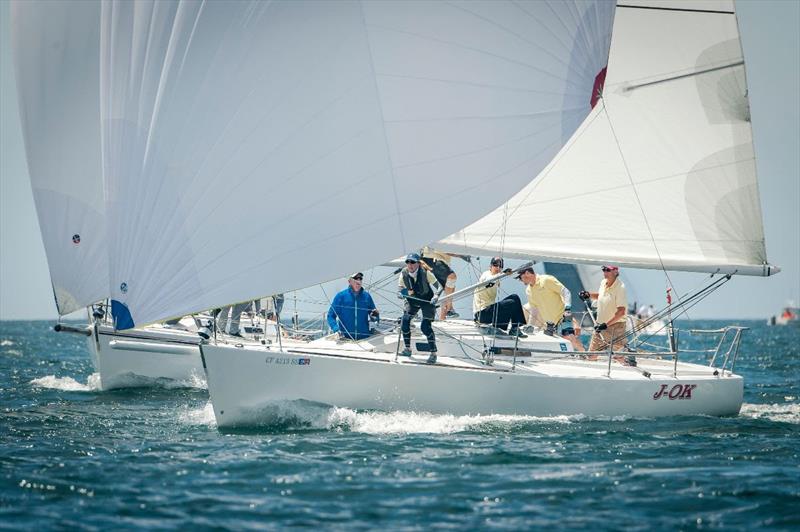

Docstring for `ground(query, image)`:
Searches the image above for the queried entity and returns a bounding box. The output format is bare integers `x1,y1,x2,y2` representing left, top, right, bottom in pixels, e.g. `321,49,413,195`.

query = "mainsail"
438,0,777,277
98,0,615,328
11,0,108,315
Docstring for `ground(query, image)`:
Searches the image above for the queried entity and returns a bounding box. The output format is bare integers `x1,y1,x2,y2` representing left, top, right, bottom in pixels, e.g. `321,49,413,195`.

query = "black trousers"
401,298,436,351
475,294,526,330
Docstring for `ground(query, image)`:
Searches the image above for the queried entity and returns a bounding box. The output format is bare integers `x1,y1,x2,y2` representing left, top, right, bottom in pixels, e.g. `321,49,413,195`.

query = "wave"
0,339,14,346
179,400,217,428
740,402,800,424
29,373,101,392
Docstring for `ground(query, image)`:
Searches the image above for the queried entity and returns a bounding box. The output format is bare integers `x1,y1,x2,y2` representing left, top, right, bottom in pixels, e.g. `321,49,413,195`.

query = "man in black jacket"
398,253,438,364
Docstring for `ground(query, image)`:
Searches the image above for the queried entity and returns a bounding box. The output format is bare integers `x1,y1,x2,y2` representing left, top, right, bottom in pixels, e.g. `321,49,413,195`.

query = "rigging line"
624,275,731,344
599,96,684,309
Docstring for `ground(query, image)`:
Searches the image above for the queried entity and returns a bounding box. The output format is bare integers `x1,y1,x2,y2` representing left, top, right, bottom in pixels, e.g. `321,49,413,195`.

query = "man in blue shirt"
327,272,379,340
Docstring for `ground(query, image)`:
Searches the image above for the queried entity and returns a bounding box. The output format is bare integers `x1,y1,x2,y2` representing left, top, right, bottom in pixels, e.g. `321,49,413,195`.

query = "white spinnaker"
439,0,775,277
11,0,107,315
100,0,615,328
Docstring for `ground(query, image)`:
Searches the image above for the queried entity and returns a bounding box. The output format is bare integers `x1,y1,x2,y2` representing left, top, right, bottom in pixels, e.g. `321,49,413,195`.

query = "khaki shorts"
588,322,627,351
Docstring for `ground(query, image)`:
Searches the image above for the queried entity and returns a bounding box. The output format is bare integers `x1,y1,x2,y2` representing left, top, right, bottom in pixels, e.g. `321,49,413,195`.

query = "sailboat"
23,0,777,426
197,0,776,427
10,1,292,389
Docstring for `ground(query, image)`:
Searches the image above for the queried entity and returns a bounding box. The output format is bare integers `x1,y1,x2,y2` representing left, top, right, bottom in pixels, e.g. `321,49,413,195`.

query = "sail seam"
358,1,406,251
510,156,757,207
363,23,587,93
444,0,587,83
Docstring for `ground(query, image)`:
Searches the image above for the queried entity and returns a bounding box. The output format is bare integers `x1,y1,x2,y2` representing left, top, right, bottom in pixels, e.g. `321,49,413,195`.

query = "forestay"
100,0,615,328
439,0,776,277
11,1,108,315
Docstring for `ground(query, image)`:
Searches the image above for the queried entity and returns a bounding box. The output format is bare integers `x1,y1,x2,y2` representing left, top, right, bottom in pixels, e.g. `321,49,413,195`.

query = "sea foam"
29,373,101,392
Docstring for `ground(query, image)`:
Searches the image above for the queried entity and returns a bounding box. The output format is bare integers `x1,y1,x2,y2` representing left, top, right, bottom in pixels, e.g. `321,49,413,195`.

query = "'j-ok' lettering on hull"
653,384,697,400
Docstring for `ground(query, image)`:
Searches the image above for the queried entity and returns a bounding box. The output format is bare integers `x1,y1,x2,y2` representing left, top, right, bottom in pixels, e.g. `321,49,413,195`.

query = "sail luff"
10,0,108,315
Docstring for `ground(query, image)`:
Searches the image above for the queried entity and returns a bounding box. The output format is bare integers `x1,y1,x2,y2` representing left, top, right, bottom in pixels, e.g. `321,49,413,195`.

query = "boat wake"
101,371,208,391
740,402,800,424
326,408,577,435
179,402,800,434
29,373,101,392
204,399,598,434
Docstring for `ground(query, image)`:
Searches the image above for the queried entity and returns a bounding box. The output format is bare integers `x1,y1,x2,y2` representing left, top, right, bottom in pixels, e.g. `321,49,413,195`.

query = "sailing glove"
579,290,591,301
594,322,608,332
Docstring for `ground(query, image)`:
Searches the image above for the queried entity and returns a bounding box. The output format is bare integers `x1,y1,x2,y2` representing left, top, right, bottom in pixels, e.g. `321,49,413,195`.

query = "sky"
1,1,798,321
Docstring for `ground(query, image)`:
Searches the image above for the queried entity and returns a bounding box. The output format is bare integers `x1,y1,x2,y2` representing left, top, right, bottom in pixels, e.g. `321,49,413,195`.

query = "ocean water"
1,320,798,530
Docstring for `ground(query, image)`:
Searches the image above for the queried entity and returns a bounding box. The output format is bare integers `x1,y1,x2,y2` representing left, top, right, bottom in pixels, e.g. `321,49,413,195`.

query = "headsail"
11,0,108,315
99,0,615,328
438,0,777,277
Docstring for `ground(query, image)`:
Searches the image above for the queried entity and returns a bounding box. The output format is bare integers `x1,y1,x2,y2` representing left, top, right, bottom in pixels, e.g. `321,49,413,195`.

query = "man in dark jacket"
398,253,438,363
327,272,379,340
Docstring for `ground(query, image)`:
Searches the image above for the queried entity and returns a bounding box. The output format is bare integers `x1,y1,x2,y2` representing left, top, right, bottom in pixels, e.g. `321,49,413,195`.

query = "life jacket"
402,268,433,301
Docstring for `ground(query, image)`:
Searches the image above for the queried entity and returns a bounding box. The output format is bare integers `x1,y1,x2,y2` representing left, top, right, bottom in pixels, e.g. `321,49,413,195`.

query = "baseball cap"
490,256,504,267
601,265,619,272
515,266,535,279
405,253,421,263
349,272,364,280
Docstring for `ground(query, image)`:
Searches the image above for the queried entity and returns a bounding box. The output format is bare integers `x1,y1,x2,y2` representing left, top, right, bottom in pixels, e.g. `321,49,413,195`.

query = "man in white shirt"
473,257,526,337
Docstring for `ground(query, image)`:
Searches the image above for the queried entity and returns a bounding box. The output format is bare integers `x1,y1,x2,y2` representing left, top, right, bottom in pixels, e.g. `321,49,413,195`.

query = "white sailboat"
199,0,776,427
11,1,276,389
31,0,777,426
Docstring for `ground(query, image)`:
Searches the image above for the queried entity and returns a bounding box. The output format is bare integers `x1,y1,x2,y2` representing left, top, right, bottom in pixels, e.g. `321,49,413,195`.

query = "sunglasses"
601,267,615,272
405,260,417,264
352,276,364,281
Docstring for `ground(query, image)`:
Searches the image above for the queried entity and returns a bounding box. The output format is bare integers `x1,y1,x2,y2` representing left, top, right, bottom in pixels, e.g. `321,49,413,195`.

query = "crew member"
516,266,582,351
473,257,526,337
580,265,628,351
327,272,379,340
398,253,438,363
421,246,459,320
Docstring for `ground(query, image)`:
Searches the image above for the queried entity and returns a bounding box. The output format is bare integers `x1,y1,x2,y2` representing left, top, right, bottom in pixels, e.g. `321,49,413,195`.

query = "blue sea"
1,320,798,530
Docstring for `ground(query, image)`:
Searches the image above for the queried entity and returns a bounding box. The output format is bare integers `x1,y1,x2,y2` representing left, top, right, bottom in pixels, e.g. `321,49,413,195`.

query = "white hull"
87,320,303,390
87,324,205,390
201,320,743,428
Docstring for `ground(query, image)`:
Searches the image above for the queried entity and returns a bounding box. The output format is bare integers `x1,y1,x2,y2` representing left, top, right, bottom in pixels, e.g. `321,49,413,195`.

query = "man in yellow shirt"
516,267,583,351
580,265,628,351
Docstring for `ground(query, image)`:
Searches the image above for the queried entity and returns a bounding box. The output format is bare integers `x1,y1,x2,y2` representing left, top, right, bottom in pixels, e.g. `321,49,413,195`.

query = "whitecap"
740,402,800,424
0,339,14,346
29,373,101,392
